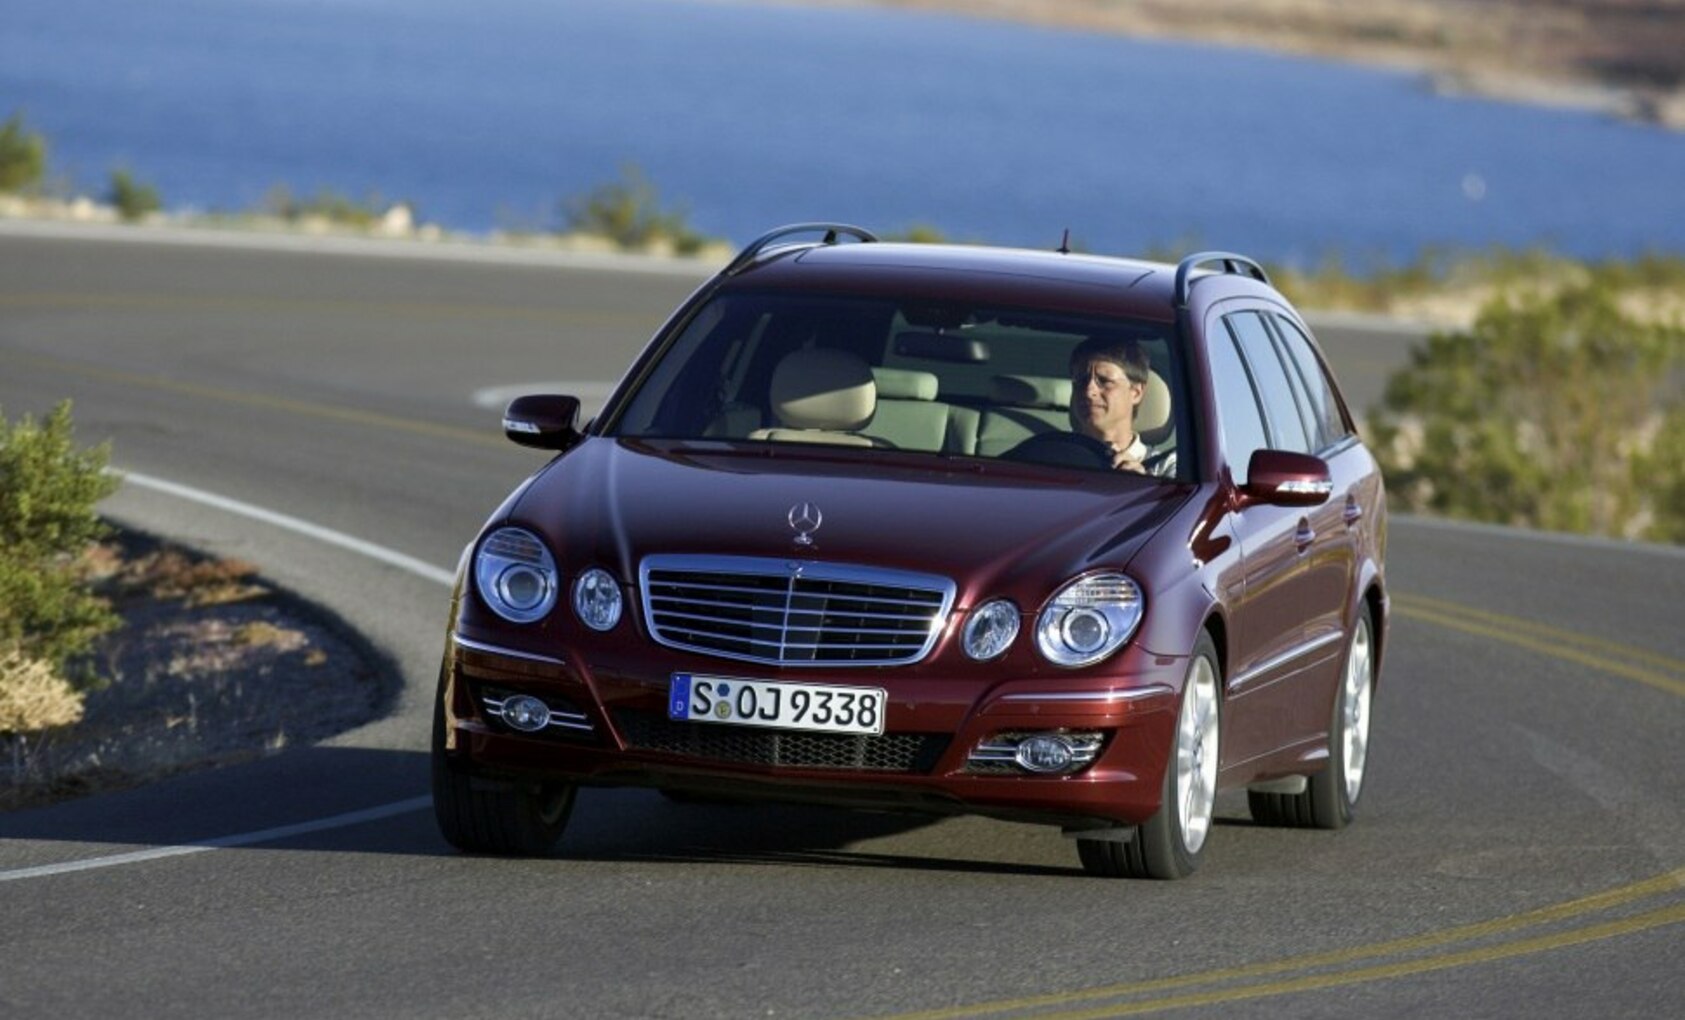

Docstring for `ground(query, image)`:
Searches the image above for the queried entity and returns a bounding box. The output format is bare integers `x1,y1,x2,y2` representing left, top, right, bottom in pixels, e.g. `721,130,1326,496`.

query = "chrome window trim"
453,635,567,667
1230,630,1343,689
639,554,956,668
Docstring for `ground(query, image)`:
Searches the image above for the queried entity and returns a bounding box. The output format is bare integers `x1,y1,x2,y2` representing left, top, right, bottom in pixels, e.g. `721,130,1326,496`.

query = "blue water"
5,0,1685,263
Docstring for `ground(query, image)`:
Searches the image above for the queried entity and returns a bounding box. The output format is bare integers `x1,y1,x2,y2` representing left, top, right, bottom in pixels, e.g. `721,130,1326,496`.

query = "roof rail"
723,223,878,276
1172,251,1270,308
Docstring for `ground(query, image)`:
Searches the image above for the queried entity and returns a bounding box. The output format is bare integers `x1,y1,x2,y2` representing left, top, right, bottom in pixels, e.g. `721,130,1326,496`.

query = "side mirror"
503,394,582,451
1243,449,1333,507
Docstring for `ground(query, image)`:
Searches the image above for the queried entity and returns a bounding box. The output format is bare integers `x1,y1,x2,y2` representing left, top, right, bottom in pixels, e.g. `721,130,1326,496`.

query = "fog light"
1015,734,1076,774
501,694,552,733
962,599,1020,661
967,731,1105,775
573,567,624,631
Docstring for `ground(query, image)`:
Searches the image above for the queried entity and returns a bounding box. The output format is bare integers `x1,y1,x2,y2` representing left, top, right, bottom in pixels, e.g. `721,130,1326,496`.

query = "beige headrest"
769,348,877,431
871,367,939,401
991,374,1072,409
1138,369,1172,443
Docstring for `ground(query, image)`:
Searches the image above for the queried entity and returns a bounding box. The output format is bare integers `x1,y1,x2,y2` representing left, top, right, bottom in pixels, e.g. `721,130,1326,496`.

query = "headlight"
962,599,1019,661
474,527,560,624
1035,573,1143,667
573,567,623,631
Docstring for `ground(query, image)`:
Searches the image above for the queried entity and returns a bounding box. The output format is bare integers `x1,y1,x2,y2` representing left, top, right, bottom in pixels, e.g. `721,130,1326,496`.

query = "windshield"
608,291,1191,479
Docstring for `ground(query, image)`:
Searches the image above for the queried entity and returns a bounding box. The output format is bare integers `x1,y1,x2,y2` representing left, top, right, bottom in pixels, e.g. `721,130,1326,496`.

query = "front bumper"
440,633,1184,828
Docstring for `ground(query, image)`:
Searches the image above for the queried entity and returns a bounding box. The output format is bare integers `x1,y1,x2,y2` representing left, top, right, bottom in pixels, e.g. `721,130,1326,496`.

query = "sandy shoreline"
764,0,1685,130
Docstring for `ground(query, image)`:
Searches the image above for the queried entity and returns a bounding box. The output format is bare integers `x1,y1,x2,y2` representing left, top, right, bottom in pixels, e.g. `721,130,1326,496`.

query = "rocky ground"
0,529,398,811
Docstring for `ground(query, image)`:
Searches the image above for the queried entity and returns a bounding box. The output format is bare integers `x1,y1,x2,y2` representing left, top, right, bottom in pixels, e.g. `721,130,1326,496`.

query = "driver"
1069,336,1176,477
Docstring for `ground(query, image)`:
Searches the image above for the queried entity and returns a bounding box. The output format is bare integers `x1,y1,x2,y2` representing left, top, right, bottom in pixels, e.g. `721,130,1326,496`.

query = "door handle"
1343,497,1363,526
1295,519,1316,550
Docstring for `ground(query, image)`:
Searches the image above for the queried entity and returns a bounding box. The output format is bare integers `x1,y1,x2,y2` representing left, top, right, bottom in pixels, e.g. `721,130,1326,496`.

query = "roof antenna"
1057,228,1071,255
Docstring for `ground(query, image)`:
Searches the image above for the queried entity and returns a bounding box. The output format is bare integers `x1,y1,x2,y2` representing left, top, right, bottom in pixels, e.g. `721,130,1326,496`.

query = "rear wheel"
1248,611,1374,830
431,676,576,855
1079,633,1220,879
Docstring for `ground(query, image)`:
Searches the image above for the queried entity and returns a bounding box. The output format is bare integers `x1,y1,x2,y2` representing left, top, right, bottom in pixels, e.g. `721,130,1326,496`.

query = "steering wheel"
1001,431,1114,470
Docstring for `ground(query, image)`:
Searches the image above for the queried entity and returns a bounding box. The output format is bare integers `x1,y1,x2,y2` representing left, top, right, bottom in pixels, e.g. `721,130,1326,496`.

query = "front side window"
606,291,1191,479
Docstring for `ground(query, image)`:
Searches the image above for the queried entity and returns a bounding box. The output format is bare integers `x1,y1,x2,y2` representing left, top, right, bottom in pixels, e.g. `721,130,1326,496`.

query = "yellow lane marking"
1395,604,1685,699
864,868,1685,1020
7,351,506,449
1395,593,1685,678
1030,902,1685,1019
869,592,1685,1020
0,291,660,328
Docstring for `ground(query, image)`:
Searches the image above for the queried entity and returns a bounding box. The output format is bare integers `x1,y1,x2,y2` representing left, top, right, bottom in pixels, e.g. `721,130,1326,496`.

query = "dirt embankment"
846,0,1685,128
2,529,398,810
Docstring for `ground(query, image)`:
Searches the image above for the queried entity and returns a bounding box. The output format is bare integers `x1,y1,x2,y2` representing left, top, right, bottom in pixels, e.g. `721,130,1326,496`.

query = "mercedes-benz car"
433,224,1388,879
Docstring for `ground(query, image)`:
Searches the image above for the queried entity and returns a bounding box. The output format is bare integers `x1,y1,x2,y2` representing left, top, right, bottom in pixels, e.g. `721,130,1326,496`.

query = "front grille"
640,555,955,667
614,710,949,772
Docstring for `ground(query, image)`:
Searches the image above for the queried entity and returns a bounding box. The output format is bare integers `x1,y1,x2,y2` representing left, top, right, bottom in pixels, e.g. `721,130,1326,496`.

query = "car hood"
508,438,1191,605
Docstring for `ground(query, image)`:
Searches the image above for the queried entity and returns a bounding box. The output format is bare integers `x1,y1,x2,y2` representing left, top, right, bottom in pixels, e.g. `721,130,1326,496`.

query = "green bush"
0,111,47,194
262,184,389,228
1369,282,1685,541
0,402,121,690
885,224,950,244
561,164,711,254
107,168,162,222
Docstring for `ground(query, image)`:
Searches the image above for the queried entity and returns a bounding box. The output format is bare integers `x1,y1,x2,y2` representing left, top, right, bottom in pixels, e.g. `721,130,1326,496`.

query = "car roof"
717,241,1282,325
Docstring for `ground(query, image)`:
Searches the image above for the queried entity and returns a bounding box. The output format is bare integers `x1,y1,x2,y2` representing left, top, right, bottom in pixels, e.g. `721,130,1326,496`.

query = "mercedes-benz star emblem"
787,501,823,546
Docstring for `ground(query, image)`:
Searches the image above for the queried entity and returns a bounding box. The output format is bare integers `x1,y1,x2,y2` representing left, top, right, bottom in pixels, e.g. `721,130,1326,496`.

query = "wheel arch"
1360,580,1388,688
1201,606,1231,688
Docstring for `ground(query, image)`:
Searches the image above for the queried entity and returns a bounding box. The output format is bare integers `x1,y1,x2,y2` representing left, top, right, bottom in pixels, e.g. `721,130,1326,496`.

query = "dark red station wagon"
434,224,1389,878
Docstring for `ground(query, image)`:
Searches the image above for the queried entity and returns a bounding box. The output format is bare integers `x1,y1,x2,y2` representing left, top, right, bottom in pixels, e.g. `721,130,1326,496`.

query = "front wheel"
1079,632,1221,879
1249,611,1375,830
431,677,576,855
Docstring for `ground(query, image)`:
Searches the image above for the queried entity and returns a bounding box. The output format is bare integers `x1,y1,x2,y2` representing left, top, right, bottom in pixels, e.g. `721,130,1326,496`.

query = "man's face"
1071,357,1144,437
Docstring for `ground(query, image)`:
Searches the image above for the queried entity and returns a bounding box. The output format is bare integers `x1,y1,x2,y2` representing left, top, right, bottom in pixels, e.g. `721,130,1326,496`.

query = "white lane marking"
0,471,454,883
120,470,458,586
0,797,432,883
471,381,618,409
1394,513,1685,561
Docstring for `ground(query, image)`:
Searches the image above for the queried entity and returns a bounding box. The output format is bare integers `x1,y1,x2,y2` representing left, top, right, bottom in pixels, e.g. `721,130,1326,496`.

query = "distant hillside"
851,0,1685,128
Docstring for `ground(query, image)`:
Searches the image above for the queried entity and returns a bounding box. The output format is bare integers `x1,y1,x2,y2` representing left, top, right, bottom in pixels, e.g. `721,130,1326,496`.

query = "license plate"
668,674,887,736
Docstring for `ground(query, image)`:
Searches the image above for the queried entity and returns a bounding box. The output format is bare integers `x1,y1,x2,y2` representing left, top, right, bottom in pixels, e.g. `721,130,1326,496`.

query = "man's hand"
1107,443,1146,474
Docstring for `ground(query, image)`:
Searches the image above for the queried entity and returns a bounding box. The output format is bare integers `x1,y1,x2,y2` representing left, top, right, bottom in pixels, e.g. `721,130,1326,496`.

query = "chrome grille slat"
651,603,936,627
655,633,928,652
640,554,955,667
649,585,942,611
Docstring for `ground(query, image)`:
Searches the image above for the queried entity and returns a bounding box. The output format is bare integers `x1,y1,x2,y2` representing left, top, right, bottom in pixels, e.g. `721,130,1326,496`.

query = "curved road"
1,225,1680,1019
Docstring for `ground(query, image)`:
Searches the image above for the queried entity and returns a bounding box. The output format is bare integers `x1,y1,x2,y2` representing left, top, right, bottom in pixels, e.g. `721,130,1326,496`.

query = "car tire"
1248,610,1375,830
1079,632,1221,879
431,675,576,855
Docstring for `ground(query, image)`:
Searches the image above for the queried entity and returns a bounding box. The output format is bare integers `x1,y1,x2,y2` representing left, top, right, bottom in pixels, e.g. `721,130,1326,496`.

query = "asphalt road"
1,224,1680,1019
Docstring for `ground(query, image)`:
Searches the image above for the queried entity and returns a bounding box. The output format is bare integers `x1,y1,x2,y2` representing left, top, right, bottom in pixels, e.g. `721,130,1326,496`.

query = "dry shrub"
0,644,85,734
106,546,267,606
232,620,305,651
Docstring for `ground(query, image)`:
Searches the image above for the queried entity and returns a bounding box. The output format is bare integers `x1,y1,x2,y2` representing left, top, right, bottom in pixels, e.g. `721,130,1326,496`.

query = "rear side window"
1226,312,1312,455
1270,315,1351,446
1207,321,1270,484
